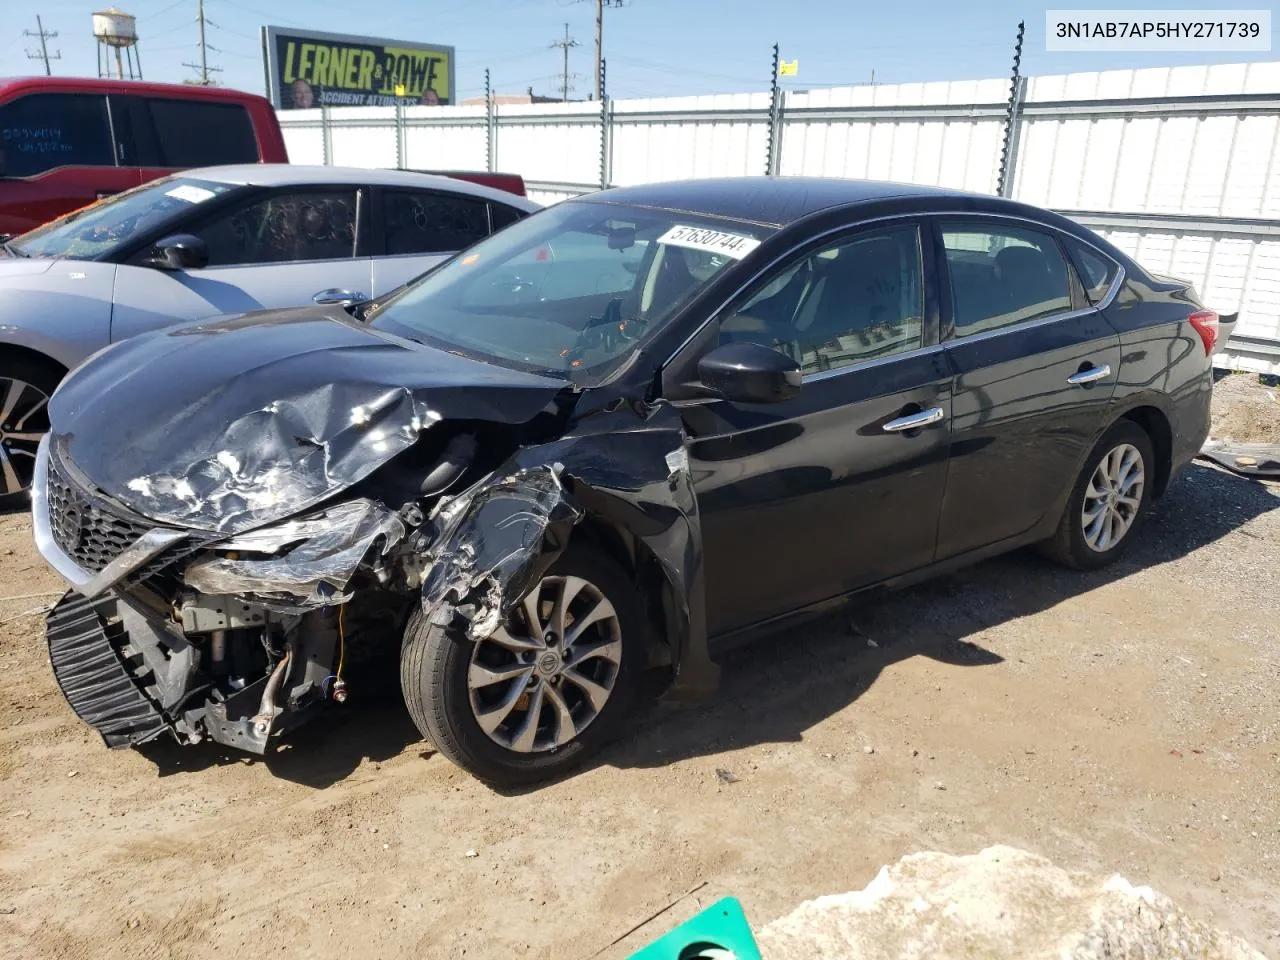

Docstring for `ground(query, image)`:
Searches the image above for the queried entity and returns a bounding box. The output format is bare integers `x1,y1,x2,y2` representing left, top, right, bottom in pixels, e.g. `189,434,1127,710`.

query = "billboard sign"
263,26,455,109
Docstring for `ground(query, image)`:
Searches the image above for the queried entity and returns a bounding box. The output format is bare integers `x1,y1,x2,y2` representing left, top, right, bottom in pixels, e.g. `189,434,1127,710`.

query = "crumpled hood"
49,307,570,533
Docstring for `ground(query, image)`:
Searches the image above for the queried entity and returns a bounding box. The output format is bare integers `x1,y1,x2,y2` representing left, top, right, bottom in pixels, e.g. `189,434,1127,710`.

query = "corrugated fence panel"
403,105,488,171
323,106,398,168
495,102,601,186
612,93,770,184
278,109,325,165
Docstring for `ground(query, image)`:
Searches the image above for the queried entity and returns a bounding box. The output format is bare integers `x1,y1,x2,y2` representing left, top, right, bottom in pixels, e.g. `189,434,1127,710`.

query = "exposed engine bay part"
47,586,342,755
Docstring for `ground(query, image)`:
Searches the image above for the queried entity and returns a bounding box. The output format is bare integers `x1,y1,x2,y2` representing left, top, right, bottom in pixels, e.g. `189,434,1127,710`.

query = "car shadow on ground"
136,667,424,787
138,463,1277,791
579,462,1280,786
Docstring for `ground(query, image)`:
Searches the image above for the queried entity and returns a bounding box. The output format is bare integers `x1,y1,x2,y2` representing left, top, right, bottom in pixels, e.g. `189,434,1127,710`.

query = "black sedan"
32,178,1216,786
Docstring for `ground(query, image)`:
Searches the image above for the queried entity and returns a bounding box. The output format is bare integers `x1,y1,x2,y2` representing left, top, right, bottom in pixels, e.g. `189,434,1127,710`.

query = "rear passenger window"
0,94,114,176
194,190,359,265
383,190,491,255
942,223,1072,337
146,100,258,168
1064,236,1119,304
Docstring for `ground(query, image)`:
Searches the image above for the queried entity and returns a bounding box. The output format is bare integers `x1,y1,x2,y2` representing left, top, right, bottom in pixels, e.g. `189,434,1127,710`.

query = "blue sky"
6,0,1276,100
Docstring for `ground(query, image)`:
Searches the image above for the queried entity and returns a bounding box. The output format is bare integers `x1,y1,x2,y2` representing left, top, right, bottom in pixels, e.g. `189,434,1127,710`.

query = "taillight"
1188,309,1219,355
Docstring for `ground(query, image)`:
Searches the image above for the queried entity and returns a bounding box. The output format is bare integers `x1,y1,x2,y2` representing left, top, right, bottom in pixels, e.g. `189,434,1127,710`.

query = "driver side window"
719,224,925,376
191,189,360,266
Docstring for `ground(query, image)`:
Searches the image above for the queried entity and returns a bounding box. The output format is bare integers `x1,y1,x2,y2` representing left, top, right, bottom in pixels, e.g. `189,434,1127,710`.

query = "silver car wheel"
467,574,623,754
0,377,51,497
1081,442,1145,553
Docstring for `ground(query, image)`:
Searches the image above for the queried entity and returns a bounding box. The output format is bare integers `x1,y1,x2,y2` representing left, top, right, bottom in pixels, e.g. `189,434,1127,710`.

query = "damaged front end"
32,385,717,759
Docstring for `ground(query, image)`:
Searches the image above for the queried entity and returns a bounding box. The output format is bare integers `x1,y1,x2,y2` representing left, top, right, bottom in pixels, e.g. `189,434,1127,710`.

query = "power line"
550,21,581,102
24,16,61,76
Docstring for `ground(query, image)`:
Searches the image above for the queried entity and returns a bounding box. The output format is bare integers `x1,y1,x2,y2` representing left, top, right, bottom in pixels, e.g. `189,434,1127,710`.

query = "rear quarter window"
489,203,527,232
1064,236,1120,305
146,99,259,167
0,93,114,176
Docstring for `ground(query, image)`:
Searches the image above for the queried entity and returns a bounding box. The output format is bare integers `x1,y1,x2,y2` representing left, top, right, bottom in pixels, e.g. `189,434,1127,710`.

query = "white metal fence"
279,61,1280,372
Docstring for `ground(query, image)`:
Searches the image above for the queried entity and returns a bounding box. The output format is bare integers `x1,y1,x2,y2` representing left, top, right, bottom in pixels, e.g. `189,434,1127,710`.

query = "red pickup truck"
0,76,288,238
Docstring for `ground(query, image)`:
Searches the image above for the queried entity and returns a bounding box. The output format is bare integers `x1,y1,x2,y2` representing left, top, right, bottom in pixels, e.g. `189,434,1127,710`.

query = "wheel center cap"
535,650,563,677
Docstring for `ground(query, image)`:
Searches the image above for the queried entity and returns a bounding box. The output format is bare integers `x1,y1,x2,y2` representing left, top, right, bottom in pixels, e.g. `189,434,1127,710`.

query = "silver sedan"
0,164,539,498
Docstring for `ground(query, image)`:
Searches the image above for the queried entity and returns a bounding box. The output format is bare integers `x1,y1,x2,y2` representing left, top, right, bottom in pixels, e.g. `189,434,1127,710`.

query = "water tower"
94,8,143,80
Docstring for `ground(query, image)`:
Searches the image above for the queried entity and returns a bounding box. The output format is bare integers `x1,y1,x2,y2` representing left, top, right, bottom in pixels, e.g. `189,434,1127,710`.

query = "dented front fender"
414,403,720,700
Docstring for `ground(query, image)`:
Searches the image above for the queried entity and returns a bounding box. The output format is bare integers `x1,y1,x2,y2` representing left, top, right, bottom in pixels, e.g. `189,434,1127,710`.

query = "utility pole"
551,22,580,102
24,16,61,76
592,0,623,102
197,0,209,84
183,0,222,85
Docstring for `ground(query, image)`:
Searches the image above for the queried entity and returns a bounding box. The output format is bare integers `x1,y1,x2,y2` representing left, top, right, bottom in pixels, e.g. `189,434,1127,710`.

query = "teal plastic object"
627,897,762,960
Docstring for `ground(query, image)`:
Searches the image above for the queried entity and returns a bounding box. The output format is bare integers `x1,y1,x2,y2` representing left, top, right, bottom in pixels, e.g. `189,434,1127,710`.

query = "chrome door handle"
1067,364,1112,385
883,406,945,433
313,288,367,305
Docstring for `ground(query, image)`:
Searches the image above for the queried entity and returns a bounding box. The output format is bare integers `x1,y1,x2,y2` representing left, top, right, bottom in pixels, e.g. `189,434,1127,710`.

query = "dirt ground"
1,375,1278,960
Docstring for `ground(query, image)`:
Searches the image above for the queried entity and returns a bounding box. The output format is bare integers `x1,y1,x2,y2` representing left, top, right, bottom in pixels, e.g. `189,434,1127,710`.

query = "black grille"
46,456,152,574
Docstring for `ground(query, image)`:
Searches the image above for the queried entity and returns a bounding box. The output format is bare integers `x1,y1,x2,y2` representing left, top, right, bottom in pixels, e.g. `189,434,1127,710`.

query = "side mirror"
696,342,802,404
149,234,209,270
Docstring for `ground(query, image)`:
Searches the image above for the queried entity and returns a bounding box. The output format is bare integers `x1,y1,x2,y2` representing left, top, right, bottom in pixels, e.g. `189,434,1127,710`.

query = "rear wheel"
400,543,645,786
1039,419,1155,570
0,355,61,505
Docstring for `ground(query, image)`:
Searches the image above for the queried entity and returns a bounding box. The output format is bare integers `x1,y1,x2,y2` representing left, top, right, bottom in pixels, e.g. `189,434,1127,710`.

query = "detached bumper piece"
46,591,169,748
1198,440,1280,480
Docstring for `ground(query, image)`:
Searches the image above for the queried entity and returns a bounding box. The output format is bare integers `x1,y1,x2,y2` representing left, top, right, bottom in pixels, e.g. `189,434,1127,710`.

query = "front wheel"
0,355,61,505
1039,419,1155,570
400,543,645,786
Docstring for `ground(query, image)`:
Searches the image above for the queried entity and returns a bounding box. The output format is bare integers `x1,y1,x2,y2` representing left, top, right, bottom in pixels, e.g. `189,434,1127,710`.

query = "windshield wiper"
2,240,30,258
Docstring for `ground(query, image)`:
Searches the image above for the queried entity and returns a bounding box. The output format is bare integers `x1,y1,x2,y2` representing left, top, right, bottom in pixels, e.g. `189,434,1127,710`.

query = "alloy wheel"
467,574,623,753
1081,442,1145,553
0,377,51,497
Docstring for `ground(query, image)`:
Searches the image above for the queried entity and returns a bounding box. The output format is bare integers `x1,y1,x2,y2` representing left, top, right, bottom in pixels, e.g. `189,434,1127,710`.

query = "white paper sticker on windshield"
165,184,217,204
657,225,760,260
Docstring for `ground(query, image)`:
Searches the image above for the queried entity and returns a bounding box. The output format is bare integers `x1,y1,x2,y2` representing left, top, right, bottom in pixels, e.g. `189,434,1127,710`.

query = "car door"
0,92,135,236
109,185,373,342
674,221,952,637
933,217,1122,560
370,187,497,295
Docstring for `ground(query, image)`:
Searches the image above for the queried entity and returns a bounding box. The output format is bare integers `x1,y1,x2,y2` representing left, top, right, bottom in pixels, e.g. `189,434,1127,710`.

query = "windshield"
9,176,238,260
370,201,771,381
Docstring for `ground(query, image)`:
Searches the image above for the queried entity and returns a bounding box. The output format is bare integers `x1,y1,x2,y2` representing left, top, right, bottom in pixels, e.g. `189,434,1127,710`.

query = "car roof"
576,177,987,227
179,164,542,210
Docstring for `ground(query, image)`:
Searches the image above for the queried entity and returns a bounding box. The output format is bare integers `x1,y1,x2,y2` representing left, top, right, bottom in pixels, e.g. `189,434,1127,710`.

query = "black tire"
0,353,63,507
1039,418,1155,570
400,543,645,786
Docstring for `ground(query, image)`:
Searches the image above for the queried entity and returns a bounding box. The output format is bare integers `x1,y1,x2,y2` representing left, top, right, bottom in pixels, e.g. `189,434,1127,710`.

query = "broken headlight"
184,499,407,604
215,500,378,555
